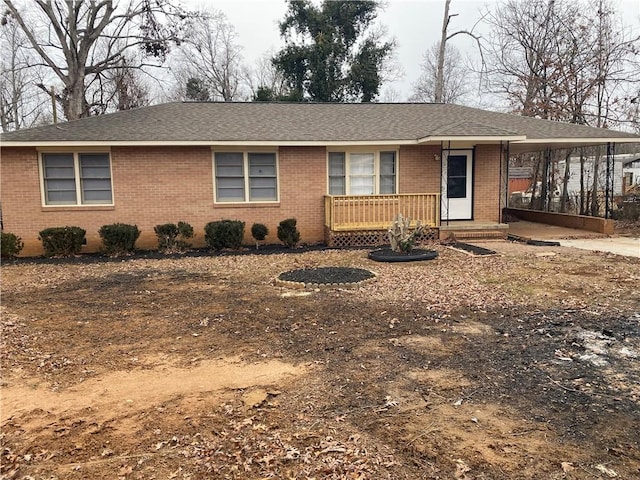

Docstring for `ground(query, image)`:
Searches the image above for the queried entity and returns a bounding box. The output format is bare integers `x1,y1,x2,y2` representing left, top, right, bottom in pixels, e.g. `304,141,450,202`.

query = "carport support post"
605,142,614,219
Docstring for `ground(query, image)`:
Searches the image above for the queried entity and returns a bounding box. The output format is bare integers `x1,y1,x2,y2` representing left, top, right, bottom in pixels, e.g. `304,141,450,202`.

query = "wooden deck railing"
324,193,441,231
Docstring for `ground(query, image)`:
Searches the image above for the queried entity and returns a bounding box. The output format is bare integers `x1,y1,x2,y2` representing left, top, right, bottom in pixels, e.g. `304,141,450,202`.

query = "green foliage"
251,223,269,241
204,220,245,251
38,226,86,257
277,218,300,248
154,221,194,252
253,86,275,102
1,231,24,258
99,223,140,255
186,77,210,101
251,223,269,249
273,0,393,102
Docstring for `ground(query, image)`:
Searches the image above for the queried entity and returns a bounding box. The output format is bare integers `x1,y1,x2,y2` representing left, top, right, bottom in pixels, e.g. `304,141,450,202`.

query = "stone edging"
274,270,378,290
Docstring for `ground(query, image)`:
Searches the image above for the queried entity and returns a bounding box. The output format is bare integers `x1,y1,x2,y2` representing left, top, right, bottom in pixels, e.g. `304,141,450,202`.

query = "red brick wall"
0,143,505,256
398,145,441,193
1,147,43,255
474,144,502,222
0,146,328,255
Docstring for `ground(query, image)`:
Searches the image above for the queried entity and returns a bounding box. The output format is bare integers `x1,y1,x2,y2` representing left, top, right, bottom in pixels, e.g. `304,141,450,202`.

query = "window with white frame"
214,151,278,202
41,152,112,205
328,151,396,195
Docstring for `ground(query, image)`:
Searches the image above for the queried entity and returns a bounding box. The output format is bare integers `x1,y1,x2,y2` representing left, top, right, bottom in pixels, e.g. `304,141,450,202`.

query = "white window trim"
212,149,280,204
326,148,399,195
38,150,114,207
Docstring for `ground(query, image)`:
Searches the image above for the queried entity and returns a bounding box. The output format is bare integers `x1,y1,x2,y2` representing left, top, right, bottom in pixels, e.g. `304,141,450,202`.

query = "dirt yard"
1,241,639,479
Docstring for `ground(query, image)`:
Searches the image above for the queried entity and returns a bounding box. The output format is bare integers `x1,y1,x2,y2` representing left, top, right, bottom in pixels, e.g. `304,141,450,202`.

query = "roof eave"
1,139,420,148
510,137,640,154
416,135,527,144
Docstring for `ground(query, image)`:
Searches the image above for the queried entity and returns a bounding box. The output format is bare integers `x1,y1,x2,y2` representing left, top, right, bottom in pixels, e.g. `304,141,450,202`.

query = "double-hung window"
214,151,278,202
41,152,113,205
328,151,397,195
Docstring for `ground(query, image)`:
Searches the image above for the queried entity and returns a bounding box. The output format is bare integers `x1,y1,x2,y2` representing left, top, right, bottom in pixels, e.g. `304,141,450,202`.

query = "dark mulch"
507,235,561,247
526,239,561,246
278,266,375,285
367,248,438,262
2,243,336,266
448,242,497,256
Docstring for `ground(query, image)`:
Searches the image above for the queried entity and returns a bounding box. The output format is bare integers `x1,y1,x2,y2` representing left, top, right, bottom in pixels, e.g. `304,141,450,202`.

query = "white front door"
441,150,473,220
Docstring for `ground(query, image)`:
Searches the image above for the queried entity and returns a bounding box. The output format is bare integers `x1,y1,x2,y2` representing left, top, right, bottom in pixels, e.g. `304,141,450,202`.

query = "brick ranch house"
1,102,639,256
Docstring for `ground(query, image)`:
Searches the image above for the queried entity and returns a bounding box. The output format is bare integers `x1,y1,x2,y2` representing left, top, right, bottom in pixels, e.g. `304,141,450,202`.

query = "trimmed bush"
277,218,300,248
99,223,140,255
1,231,24,258
204,220,245,251
251,223,269,240
251,223,269,249
154,221,194,252
38,226,86,257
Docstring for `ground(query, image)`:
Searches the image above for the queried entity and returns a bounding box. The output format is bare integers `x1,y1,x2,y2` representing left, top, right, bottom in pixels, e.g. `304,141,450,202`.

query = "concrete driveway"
559,237,640,258
507,221,640,258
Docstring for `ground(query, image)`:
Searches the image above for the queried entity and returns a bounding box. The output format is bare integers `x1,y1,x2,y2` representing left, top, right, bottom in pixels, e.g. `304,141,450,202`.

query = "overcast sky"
197,0,640,103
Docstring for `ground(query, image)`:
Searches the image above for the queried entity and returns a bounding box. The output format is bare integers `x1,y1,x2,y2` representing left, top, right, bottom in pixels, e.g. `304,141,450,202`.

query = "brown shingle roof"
1,102,638,146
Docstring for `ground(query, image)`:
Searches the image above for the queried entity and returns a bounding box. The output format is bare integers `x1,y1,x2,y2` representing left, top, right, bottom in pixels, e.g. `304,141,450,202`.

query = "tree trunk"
540,150,550,211
435,0,451,103
560,150,572,213
529,153,541,210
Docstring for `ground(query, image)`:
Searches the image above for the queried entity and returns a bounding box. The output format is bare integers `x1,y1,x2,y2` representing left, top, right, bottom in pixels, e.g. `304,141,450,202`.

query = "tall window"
41,152,112,205
214,151,278,202
328,151,396,195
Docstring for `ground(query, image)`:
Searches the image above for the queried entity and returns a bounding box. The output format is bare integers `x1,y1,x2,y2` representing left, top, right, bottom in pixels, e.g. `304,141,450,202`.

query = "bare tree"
91,55,150,113
410,42,469,103
2,0,188,121
380,87,403,103
243,50,288,101
485,0,638,124
434,0,483,103
172,9,245,102
0,12,50,130
484,0,577,119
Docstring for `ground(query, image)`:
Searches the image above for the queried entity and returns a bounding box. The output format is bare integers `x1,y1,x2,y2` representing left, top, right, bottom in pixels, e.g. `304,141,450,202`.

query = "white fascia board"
513,137,640,145
1,139,418,148
416,135,527,144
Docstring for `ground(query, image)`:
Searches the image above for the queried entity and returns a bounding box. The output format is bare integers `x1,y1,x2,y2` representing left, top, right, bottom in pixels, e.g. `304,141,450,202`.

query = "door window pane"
447,155,467,199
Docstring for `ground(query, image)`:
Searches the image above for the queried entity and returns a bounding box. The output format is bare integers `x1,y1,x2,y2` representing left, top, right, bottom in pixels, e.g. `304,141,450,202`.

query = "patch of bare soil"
1,244,639,479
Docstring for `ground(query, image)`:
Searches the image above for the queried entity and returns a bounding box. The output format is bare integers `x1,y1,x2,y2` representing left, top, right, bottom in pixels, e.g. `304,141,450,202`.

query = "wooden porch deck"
323,194,508,246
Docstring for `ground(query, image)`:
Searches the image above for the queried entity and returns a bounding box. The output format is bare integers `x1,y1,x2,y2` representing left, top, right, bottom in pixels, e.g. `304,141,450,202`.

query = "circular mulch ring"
368,248,439,263
276,266,376,289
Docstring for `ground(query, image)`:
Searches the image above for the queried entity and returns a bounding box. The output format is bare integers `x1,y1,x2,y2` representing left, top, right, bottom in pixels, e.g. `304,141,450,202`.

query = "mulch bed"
367,248,438,262
3,243,334,266
447,242,498,256
277,266,376,287
507,235,561,247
